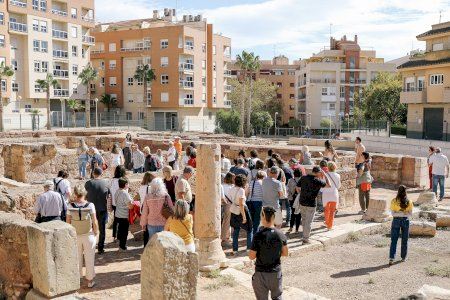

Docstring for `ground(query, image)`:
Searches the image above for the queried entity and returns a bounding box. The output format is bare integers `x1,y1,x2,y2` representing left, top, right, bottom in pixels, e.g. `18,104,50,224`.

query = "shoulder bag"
161,194,174,219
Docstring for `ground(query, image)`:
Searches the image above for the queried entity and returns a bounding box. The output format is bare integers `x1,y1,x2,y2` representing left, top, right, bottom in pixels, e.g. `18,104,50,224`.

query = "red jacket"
128,201,141,224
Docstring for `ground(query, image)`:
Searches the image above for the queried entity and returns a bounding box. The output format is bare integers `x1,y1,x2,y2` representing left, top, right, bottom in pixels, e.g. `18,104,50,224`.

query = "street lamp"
328,114,332,138
94,98,99,127
345,113,349,133
274,112,279,136
60,98,65,128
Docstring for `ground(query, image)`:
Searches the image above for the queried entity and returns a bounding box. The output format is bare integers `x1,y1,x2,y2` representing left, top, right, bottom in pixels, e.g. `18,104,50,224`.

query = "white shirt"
321,172,341,206
111,153,123,167
221,158,231,173
110,178,120,206
34,190,66,217
167,146,177,162
54,177,71,202
429,153,449,176
139,185,150,206
227,186,246,215
67,202,96,235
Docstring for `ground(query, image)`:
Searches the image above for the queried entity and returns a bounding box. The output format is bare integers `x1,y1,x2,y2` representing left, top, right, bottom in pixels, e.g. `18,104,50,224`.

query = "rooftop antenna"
329,23,333,38
439,10,443,23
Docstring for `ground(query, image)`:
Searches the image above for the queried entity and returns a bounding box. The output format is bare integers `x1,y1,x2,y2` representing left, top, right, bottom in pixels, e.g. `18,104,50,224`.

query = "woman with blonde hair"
300,145,312,165
140,178,174,240
322,162,341,230
162,166,178,203
165,200,195,252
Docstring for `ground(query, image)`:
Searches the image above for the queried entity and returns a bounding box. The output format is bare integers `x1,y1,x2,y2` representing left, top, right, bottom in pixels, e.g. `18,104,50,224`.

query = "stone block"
436,215,450,227
27,221,80,297
141,232,198,300
409,220,436,237
415,192,438,206
362,197,392,223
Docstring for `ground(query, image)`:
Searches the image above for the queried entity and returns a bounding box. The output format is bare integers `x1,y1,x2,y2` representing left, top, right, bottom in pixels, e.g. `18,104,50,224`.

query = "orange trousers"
324,202,337,229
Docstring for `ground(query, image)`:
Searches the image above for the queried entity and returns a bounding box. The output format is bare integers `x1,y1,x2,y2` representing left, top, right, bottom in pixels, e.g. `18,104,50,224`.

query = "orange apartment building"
91,9,232,132
230,55,300,125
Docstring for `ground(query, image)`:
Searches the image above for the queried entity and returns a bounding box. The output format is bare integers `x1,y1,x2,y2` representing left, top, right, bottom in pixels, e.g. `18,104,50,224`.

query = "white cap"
43,180,54,188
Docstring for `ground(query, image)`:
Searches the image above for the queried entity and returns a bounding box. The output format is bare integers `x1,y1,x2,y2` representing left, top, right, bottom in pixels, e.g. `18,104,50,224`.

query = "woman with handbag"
140,178,174,241
228,174,252,256
164,200,195,252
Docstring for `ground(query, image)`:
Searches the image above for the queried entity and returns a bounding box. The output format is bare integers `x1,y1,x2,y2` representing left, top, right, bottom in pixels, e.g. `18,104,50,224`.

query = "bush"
251,111,273,133
320,118,333,129
216,110,241,135
391,124,406,136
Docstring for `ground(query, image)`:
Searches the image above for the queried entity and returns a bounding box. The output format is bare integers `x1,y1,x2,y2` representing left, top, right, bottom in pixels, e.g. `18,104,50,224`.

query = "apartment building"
230,55,300,125
0,0,95,129
399,21,450,141
295,35,396,129
90,9,232,132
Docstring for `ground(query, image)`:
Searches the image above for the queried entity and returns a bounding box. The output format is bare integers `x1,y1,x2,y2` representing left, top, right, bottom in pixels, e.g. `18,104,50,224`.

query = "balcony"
224,70,232,77
298,93,306,100
82,16,95,23
224,100,232,107
9,0,26,8
9,21,27,33
299,79,307,86
340,79,367,84
184,98,194,105
53,89,69,97
310,79,336,84
91,49,105,54
52,29,68,39
53,50,68,59
82,35,95,44
224,85,232,92
179,63,194,73
179,80,194,89
52,8,68,17
120,44,150,52
53,69,69,78
400,88,426,104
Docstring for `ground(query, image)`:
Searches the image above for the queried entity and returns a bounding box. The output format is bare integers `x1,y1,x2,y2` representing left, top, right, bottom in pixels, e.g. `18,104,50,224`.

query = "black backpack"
248,159,256,170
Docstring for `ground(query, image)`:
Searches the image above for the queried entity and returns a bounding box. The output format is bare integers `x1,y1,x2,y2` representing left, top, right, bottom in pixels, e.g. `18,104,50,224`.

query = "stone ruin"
362,197,392,223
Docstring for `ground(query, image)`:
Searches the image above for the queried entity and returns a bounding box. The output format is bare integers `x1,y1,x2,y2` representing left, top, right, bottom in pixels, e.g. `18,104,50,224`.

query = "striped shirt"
248,179,264,202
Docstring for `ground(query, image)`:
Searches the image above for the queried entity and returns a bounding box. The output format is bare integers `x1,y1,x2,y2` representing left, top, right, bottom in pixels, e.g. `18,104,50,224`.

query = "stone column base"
197,237,226,269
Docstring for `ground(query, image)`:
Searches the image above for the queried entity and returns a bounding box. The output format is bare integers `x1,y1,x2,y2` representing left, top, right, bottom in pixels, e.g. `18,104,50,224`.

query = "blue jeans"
279,198,291,223
147,225,164,241
432,174,445,199
78,161,87,178
232,223,253,252
134,167,144,174
247,201,262,236
389,217,409,260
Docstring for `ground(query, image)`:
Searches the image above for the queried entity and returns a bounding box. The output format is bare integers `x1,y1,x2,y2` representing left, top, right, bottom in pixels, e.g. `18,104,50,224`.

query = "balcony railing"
82,35,95,44
184,98,194,105
91,49,105,54
340,79,367,84
120,44,150,52
52,29,68,39
53,89,69,97
51,8,68,17
53,69,69,78
224,100,232,106
53,49,68,58
9,21,27,33
184,44,194,51
310,79,336,84
179,80,194,89
298,94,306,100
224,70,232,77
179,63,194,72
224,85,232,92
9,0,26,8
82,16,95,23
400,88,426,104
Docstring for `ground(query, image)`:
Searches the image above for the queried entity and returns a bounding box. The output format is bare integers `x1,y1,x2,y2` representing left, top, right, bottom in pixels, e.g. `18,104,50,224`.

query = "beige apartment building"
230,55,300,125
399,21,450,141
295,35,396,129
91,9,232,132
0,0,95,129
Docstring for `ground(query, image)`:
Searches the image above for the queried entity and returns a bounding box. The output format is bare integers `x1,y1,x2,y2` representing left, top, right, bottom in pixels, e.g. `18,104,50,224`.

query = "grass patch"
367,277,375,284
204,274,237,291
374,238,390,248
420,204,433,212
205,269,221,279
425,265,450,278
344,232,362,243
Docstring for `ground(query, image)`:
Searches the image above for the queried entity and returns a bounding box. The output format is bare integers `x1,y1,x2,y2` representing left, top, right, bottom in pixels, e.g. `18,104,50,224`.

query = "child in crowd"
389,185,413,265
114,178,134,251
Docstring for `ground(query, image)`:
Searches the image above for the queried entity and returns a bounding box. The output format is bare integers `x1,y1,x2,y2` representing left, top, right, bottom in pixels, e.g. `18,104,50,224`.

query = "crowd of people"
32,134,444,299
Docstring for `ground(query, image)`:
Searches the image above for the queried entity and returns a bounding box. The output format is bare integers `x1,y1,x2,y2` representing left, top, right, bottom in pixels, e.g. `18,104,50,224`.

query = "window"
432,43,444,51
100,61,105,70
71,8,77,19
202,60,206,70
40,21,47,33
33,40,40,52
72,45,78,57
127,77,134,86
322,87,328,95
202,77,206,86
0,35,4,48
0,12,4,25
108,43,116,52
274,70,283,76
41,41,48,53
34,61,41,72
126,112,132,120
349,56,356,69
33,20,39,31
329,103,336,110
202,43,206,53
138,112,145,120
161,92,169,102
9,60,17,71
25,104,32,112
161,75,169,85
12,82,18,92
0,79,5,92
34,84,42,93
81,48,86,58
109,77,117,86
277,82,282,88
418,77,425,91
109,60,116,69
290,94,295,99
161,57,168,67
430,74,444,85
41,61,48,72
185,40,194,50
340,86,345,98
137,78,143,86
160,39,168,49
40,0,46,11
71,26,77,38
100,77,105,87
72,64,78,75
127,93,134,103
277,94,282,99
32,0,39,10
213,45,216,55
72,83,78,94
185,94,193,105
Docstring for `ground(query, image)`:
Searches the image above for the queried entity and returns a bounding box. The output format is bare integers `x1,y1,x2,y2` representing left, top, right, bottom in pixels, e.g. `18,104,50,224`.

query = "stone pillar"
194,143,226,268
26,221,80,298
362,197,392,223
141,232,198,300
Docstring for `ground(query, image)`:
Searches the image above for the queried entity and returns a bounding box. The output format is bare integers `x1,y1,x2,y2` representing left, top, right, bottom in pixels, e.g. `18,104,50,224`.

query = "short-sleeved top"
164,176,178,203
85,178,110,212
429,153,449,176
138,185,150,206
67,202,96,235
248,179,264,201
34,191,66,217
251,227,287,273
109,178,120,206
111,153,123,167
297,175,326,207
175,177,192,203
167,146,177,162
230,166,250,177
114,189,133,218
54,177,71,202
228,186,246,215
166,215,194,245
261,177,283,209
90,153,104,169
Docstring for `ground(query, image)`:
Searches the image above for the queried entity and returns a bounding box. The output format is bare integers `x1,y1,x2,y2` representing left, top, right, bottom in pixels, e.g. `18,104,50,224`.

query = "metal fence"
3,113,48,131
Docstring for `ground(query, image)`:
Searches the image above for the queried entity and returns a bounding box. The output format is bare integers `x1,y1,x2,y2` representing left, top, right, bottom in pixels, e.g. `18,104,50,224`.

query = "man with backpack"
54,170,72,204
85,168,110,255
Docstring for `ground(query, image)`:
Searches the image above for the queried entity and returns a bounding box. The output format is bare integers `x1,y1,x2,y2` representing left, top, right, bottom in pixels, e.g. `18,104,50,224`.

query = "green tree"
66,99,84,127
215,109,241,135
235,51,261,137
320,118,333,128
251,111,273,134
355,72,406,125
100,93,117,112
36,73,59,130
134,64,156,106
78,64,98,128
0,61,14,132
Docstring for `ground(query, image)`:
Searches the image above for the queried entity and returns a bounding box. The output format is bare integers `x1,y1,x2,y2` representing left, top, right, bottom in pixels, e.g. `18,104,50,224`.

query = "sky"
95,0,450,61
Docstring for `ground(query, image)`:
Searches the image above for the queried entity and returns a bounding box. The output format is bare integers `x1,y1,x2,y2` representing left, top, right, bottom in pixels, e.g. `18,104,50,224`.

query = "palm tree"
0,61,15,132
236,51,260,137
134,64,156,106
78,64,98,128
100,93,117,112
66,99,84,128
36,73,59,130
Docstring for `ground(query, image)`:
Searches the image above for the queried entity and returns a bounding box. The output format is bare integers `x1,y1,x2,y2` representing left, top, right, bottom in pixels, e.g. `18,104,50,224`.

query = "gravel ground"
282,229,450,300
